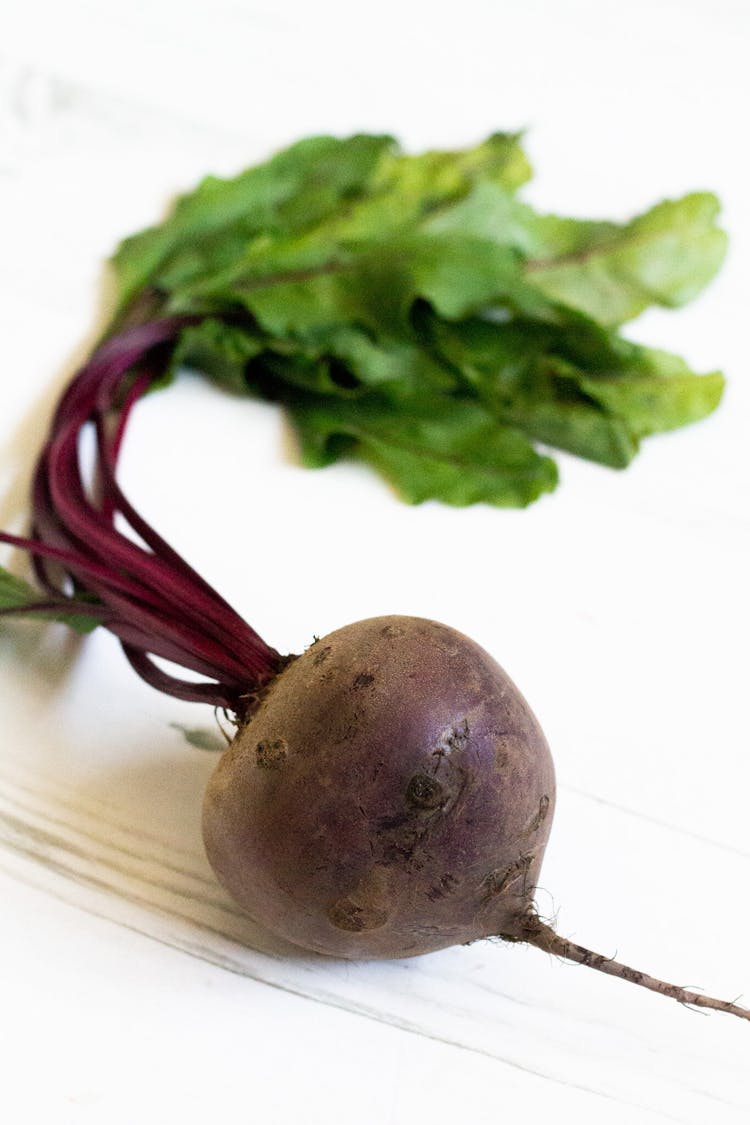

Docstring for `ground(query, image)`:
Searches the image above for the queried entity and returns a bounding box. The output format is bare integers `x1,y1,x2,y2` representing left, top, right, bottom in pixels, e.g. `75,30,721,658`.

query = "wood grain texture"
0,764,747,1120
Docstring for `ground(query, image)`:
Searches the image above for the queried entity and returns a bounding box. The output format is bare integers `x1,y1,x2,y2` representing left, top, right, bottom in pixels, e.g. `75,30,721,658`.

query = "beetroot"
2,320,748,1023
202,615,555,958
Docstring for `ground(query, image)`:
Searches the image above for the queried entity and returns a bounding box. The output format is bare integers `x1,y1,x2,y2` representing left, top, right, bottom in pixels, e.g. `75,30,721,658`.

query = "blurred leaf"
525,193,727,326
170,723,226,753
291,392,558,507
0,565,99,633
109,132,727,507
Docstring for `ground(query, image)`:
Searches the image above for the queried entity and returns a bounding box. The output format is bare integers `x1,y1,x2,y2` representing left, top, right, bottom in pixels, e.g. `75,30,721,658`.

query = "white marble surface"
1,2,749,1122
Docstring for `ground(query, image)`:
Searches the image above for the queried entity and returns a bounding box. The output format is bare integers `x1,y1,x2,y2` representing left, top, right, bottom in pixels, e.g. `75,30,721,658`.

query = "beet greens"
111,132,727,509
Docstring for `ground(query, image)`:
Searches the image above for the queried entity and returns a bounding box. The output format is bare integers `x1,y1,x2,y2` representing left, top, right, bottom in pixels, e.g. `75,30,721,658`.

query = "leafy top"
0,132,729,633
105,134,728,509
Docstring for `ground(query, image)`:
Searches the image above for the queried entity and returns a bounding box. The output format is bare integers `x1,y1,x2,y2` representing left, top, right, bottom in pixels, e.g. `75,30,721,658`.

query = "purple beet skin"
202,615,555,958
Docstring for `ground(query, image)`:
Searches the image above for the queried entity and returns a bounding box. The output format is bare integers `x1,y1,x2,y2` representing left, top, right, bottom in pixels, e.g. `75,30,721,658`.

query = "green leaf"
498,358,640,468
0,566,99,633
427,311,725,466
167,318,266,393
386,234,549,321
174,231,551,344
113,132,531,316
524,193,727,326
289,393,558,507
0,565,45,611
427,318,637,467
423,179,618,260
579,350,725,437
109,132,727,508
305,326,458,395
112,134,397,309
425,182,727,325
308,130,533,240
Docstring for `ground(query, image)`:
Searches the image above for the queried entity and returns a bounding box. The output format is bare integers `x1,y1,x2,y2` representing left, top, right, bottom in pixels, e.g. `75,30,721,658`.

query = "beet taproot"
202,615,555,958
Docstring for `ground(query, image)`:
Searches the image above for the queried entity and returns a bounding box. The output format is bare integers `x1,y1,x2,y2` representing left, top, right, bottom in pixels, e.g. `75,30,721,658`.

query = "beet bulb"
202,615,556,958
203,616,750,1022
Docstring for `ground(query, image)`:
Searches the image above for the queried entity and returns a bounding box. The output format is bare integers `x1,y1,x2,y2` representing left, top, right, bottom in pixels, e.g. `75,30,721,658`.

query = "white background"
1,2,749,1122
